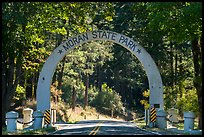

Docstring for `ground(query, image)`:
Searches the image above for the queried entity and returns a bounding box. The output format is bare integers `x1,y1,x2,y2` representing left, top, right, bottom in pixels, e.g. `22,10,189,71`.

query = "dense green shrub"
176,88,198,115
90,83,125,114
164,79,199,116
12,84,26,107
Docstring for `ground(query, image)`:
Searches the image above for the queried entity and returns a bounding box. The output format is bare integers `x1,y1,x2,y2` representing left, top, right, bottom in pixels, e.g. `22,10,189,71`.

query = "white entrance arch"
36,30,164,111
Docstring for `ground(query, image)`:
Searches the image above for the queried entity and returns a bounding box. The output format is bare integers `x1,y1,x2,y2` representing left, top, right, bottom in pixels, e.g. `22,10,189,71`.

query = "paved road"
50,120,161,135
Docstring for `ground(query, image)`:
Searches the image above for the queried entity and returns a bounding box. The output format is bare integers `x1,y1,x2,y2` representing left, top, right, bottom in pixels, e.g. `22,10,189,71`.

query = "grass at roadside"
133,117,147,128
133,118,181,135
2,126,56,135
133,118,201,135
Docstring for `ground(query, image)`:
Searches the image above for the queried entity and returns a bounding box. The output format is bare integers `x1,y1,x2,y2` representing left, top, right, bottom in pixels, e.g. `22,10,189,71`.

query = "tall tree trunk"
57,57,66,90
178,54,183,117
2,20,24,127
35,70,40,100
26,76,32,99
24,71,27,96
52,71,57,84
72,86,76,111
174,51,178,85
191,38,202,129
84,74,89,110
169,43,174,88
97,65,102,92
31,73,35,98
114,67,120,95
2,54,21,126
52,33,63,84
56,33,64,89
33,71,39,100
2,53,7,126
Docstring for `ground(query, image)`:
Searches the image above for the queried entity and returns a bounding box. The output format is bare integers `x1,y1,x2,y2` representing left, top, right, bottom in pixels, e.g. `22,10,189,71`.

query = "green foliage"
85,85,98,104
176,88,199,115
12,85,26,107
61,40,114,105
176,89,198,113
2,126,56,135
140,89,150,110
91,83,124,114
164,77,199,115
61,78,85,106
61,84,72,105
146,2,202,43
13,84,26,101
163,86,178,109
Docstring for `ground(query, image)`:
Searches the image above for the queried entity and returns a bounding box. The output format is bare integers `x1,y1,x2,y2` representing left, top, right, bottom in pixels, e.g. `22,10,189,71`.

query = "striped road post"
44,109,51,126
150,107,156,127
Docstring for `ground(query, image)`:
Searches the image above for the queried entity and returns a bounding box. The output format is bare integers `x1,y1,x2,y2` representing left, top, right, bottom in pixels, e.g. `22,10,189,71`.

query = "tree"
107,2,149,109
2,2,42,126
61,41,114,110
91,83,124,116
49,2,115,110
145,2,202,129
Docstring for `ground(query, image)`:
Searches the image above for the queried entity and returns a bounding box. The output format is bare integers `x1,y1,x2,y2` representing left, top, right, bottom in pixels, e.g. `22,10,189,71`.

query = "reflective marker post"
150,107,156,127
51,109,56,126
44,109,51,126
145,109,150,126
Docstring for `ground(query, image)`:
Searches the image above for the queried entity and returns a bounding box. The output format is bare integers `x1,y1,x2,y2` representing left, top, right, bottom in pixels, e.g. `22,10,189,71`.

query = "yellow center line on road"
89,121,104,135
